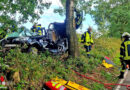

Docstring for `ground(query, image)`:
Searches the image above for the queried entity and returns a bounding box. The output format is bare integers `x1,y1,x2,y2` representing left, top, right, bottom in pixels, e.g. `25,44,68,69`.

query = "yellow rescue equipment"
45,77,90,90
102,56,114,68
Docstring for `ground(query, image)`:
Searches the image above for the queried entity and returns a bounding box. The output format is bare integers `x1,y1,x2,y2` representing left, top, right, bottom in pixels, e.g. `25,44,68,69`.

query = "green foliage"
91,83,105,90
90,0,130,37
91,37,121,59
101,70,113,81
0,37,121,89
61,0,93,13
0,57,7,71
1,48,71,89
0,0,51,38
4,49,44,89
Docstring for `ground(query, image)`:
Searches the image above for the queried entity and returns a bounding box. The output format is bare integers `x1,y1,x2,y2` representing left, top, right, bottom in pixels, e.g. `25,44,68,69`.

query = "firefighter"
31,24,43,36
119,32,130,79
36,24,43,36
81,27,94,57
31,23,37,32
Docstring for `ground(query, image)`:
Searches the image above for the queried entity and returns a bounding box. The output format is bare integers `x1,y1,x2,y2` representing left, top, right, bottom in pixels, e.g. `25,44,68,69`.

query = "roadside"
114,70,130,90
0,37,122,89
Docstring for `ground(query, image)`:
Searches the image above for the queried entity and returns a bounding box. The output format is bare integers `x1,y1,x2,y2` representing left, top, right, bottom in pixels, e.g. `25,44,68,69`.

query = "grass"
0,37,121,90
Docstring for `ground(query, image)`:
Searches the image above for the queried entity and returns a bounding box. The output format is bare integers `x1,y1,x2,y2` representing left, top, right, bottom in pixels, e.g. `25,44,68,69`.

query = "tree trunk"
66,0,79,58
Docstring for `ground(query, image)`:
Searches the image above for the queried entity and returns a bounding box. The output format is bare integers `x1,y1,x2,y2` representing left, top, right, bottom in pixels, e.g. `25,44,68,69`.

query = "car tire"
28,46,38,55
1,40,6,48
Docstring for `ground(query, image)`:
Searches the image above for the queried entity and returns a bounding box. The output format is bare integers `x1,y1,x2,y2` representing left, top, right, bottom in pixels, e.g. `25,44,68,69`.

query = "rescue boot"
118,72,124,79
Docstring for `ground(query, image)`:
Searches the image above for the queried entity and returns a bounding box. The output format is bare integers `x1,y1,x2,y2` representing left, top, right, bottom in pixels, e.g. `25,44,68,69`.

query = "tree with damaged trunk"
59,0,93,57
66,0,79,57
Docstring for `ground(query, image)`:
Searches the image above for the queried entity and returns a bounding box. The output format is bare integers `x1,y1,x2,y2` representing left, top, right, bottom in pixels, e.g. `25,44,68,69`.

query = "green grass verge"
0,37,121,89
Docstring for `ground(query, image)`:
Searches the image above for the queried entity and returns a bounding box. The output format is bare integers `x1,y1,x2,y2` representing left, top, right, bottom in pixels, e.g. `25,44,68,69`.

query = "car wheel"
1,40,6,48
28,47,38,55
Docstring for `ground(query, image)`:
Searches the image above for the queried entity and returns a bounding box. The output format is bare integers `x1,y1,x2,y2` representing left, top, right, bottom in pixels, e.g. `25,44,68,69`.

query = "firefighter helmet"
122,32,130,37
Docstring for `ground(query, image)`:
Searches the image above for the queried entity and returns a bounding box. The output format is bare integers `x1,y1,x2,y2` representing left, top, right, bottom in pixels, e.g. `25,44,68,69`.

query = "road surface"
114,70,130,90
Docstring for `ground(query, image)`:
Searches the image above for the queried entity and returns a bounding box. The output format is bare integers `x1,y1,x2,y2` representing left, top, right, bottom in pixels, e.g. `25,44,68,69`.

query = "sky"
23,0,98,34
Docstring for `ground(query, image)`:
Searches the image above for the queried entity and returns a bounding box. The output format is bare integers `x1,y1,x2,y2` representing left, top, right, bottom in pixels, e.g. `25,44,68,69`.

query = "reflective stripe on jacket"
85,31,94,46
31,26,36,32
36,26,41,30
37,29,43,36
35,25,43,36
120,39,130,60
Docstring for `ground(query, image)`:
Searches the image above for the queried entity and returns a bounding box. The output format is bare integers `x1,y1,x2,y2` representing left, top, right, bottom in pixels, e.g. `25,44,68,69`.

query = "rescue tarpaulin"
102,56,114,68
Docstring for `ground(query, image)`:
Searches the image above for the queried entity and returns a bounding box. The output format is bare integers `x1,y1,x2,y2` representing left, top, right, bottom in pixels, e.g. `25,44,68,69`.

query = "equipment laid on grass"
102,56,114,68
45,80,67,90
0,76,7,89
0,76,4,82
43,77,90,90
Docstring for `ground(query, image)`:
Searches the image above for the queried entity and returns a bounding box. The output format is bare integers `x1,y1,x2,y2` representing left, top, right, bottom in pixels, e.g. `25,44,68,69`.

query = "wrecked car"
0,26,68,54
0,9,83,54
0,28,41,48
25,9,83,54
25,23,68,54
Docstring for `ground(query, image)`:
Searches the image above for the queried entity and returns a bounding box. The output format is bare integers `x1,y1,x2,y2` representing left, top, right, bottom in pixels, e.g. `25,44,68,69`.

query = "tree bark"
66,0,79,58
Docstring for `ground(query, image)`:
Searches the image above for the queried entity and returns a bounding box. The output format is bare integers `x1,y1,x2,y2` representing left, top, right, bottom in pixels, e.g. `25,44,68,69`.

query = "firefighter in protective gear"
36,24,43,36
119,32,130,79
31,24,43,36
31,23,37,32
81,27,94,57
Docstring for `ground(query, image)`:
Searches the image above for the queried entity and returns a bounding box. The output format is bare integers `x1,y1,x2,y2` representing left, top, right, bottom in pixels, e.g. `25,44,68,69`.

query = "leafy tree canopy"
55,0,93,16
60,0,130,38
90,0,130,37
0,0,51,38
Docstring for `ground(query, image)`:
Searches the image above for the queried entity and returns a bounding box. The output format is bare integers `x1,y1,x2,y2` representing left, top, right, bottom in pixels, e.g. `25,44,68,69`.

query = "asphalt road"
114,70,130,90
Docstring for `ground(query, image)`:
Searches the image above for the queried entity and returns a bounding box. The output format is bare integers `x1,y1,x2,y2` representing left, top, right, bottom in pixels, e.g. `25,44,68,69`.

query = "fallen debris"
102,56,114,68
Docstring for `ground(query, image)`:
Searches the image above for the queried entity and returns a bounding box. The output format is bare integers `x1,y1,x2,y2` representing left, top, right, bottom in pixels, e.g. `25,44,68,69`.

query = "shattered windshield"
19,29,37,37
6,29,38,38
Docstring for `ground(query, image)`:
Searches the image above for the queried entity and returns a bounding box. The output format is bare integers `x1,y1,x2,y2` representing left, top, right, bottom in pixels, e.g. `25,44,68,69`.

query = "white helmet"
122,32,130,37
